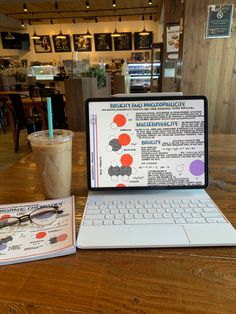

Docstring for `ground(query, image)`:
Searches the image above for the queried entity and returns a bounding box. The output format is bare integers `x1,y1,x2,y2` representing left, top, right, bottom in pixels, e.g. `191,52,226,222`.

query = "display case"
127,62,161,93
28,65,57,80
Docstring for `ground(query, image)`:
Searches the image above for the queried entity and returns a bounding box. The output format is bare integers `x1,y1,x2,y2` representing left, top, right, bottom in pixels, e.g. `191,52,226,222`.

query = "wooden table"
0,91,29,96
0,133,235,313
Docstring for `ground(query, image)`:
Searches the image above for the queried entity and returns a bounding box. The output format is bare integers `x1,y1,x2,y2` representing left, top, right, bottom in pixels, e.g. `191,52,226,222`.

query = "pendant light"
84,17,93,38
139,14,149,36
56,22,66,39
31,25,40,40
111,12,121,37
5,32,15,40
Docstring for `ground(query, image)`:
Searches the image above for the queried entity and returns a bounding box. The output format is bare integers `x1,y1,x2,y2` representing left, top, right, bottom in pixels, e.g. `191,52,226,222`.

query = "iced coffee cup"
28,129,74,200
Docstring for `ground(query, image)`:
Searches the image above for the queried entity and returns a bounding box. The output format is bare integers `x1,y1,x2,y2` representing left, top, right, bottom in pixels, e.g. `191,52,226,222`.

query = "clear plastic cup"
28,129,74,199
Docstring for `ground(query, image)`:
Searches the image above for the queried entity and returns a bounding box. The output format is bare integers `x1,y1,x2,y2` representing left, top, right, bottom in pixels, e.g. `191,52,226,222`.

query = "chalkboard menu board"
206,4,233,38
1,32,30,50
134,32,153,50
52,35,71,52
73,34,91,51
33,35,52,53
114,32,132,51
94,33,112,51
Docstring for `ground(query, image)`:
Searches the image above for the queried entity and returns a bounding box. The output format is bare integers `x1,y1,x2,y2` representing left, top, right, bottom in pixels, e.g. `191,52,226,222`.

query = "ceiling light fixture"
148,0,152,4
28,20,32,25
56,30,66,39
55,1,58,10
21,21,25,27
95,17,98,23
111,14,121,37
84,18,93,38
112,0,117,7
5,32,15,40
139,14,149,36
31,25,40,39
50,19,53,24
73,18,76,24
86,1,90,9
84,29,93,38
23,4,27,12
56,23,66,39
31,32,40,40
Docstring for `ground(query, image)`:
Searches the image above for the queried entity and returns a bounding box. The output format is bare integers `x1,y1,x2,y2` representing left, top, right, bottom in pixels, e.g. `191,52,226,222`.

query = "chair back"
39,88,57,98
8,94,27,126
28,84,35,98
50,94,67,129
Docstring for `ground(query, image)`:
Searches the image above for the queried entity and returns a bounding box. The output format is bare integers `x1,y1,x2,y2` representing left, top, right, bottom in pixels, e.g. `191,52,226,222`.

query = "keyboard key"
114,220,124,225
134,214,143,219
173,213,182,218
86,209,100,215
217,218,227,223
115,214,124,219
103,220,113,225
125,214,133,219
85,214,104,220
93,220,103,226
175,218,186,224
125,218,175,225
201,213,222,218
101,209,110,214
153,214,162,219
83,220,93,226
105,214,114,219
144,214,153,219
87,205,99,210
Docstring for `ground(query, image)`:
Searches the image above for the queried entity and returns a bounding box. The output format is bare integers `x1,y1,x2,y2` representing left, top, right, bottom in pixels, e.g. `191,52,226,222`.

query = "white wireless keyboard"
82,199,227,227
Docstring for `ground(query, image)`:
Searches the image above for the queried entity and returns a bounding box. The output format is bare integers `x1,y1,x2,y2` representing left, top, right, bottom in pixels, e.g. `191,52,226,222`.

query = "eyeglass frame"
0,205,63,240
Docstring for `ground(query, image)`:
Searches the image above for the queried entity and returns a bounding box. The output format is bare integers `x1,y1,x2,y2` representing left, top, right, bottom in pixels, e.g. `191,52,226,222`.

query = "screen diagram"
88,98,206,188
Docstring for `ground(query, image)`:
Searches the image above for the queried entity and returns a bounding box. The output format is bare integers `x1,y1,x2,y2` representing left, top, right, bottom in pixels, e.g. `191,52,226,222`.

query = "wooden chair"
7,94,42,152
50,93,68,129
41,93,68,130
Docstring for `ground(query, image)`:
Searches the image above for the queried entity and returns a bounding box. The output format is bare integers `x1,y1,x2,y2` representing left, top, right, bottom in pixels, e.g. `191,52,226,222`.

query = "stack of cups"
27,97,74,199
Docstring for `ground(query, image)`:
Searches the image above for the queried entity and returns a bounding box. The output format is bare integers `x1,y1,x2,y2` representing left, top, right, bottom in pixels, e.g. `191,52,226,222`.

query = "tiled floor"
0,126,31,173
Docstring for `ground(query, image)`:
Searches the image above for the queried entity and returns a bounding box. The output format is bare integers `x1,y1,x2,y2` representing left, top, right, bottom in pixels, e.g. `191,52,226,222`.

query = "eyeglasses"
0,206,63,240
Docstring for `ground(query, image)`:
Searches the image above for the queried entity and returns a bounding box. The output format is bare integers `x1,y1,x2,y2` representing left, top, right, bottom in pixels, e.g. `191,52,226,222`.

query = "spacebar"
125,218,175,225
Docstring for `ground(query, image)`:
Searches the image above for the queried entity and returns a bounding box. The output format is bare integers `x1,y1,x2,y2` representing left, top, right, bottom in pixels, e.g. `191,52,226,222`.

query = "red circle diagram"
113,114,126,127
57,233,68,242
36,231,47,239
118,133,131,146
116,184,126,187
120,154,133,167
1,214,11,220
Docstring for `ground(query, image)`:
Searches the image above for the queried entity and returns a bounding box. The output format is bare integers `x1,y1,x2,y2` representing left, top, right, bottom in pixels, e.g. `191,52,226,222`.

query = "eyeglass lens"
30,206,59,226
0,217,20,239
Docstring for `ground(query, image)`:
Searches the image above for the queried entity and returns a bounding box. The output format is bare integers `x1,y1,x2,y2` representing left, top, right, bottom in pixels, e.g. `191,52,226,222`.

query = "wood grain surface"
0,133,236,314
182,0,236,134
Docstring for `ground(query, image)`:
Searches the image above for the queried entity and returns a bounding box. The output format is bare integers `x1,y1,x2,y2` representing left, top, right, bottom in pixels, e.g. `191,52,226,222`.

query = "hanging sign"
206,4,233,38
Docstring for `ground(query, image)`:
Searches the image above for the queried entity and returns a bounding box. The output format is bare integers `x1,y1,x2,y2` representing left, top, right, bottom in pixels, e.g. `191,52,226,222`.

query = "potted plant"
82,64,106,88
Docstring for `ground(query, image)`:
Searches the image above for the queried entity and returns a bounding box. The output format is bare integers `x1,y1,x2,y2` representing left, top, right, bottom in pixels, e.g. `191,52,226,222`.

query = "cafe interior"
0,0,236,313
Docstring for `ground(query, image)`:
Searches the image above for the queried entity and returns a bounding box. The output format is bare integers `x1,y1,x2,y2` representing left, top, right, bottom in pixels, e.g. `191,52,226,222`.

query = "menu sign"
94,33,112,51
52,35,71,52
134,32,153,50
73,34,91,51
33,35,52,53
114,32,132,50
206,4,233,38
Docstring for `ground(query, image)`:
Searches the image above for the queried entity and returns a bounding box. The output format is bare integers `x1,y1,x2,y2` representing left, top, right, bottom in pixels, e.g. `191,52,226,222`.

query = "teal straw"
47,97,54,138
